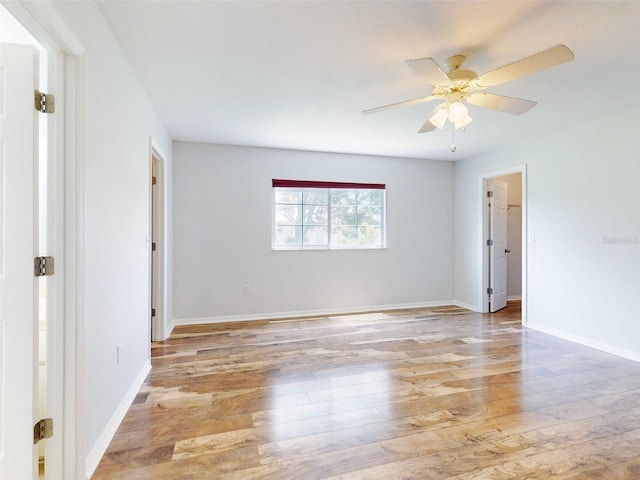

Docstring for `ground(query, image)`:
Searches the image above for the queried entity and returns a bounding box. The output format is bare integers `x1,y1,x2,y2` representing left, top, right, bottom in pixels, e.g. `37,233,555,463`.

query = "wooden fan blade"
466,92,537,115
418,119,437,133
475,44,574,88
405,58,454,87
362,95,437,115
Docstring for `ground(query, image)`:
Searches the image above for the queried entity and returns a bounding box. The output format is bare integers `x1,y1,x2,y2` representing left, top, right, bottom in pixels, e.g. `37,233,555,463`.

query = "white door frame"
2,1,87,478
149,138,168,342
480,166,528,324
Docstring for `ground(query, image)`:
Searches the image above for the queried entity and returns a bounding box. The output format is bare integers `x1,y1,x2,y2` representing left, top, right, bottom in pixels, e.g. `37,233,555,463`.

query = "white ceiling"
96,1,640,161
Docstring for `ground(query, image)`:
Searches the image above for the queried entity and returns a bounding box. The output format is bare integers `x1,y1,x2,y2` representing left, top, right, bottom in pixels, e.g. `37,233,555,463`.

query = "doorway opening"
482,168,527,322
150,143,165,342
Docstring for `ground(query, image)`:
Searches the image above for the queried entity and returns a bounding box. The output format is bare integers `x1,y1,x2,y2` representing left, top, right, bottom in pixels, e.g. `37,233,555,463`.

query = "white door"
0,43,39,480
151,157,158,340
489,178,508,312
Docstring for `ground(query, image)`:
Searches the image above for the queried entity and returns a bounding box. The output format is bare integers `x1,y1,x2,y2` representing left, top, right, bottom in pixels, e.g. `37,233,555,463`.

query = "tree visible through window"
272,179,386,249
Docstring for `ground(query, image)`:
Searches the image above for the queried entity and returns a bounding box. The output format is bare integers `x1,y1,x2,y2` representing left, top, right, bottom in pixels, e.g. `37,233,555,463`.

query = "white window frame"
272,179,387,250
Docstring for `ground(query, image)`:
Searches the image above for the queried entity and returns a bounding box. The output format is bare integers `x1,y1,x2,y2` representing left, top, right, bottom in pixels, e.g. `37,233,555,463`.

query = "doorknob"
505,248,511,253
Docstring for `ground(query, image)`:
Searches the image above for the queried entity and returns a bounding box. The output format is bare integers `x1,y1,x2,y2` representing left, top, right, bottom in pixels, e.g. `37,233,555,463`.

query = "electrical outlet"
242,284,249,295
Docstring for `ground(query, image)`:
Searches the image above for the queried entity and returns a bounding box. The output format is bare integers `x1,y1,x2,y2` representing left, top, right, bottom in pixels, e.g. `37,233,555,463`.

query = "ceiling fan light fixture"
448,101,469,123
454,114,473,130
428,103,449,129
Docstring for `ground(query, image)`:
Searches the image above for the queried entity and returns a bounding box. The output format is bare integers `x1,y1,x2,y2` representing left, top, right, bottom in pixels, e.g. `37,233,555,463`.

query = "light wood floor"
92,302,640,479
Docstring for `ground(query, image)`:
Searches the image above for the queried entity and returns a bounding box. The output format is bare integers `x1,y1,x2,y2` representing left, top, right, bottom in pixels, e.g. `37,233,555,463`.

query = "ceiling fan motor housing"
444,54,466,71
447,69,477,81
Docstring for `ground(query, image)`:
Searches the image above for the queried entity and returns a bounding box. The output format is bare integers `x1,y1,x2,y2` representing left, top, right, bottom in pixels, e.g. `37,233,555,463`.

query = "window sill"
272,245,387,251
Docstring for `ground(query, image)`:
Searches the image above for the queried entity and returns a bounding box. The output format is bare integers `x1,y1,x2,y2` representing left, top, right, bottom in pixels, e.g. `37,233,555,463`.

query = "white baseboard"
452,300,482,312
166,318,176,339
171,300,459,330
85,361,152,479
507,295,522,301
527,322,640,363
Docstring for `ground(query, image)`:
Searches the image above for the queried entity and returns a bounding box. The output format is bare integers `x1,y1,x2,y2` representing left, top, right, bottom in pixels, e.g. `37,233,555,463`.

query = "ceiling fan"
363,44,574,134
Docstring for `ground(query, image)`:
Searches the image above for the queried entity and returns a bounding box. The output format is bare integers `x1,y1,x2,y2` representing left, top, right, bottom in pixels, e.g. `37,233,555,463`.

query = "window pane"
275,204,301,225
303,205,328,225
331,205,356,226
357,226,382,246
357,206,382,226
273,183,385,250
331,190,357,205
275,226,302,245
331,226,357,246
275,188,302,204
303,226,328,245
357,190,382,206
303,188,328,205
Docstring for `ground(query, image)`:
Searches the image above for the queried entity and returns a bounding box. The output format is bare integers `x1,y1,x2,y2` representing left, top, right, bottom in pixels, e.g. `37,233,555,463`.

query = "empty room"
1,1,639,479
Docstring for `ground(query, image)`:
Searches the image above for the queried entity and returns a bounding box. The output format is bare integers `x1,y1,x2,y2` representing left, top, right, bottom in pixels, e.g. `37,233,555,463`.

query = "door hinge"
33,418,53,444
151,308,156,317
152,176,157,185
34,90,55,114
34,256,55,277
487,239,494,246
152,242,157,251
487,287,494,295
487,191,493,198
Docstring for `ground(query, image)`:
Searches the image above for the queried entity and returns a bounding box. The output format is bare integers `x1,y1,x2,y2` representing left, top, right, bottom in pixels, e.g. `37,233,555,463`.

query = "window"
272,179,386,249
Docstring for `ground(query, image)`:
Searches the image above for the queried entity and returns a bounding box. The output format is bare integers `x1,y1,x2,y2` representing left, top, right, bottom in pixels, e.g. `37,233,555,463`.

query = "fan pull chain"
450,124,456,152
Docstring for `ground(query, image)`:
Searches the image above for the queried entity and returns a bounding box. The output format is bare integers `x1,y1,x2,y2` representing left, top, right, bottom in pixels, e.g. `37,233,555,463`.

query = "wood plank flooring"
91,302,640,479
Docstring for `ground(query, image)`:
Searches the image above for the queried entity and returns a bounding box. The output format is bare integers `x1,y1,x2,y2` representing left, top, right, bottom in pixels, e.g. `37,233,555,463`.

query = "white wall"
45,1,173,473
454,104,640,360
173,142,454,324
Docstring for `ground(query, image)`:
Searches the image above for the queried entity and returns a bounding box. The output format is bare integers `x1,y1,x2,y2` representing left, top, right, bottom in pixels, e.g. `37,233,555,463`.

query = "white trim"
506,295,522,301
480,166,528,325
46,32,65,480
84,361,151,479
453,300,482,312
5,0,83,55
149,138,168,341
171,300,459,331
527,322,640,363
68,51,86,480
